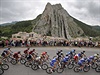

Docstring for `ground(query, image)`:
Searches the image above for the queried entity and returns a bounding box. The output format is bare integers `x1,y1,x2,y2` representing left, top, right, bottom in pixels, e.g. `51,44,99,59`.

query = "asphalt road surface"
0,47,100,75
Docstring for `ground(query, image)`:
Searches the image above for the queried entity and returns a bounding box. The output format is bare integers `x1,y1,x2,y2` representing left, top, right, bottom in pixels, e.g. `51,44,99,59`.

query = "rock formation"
32,3,84,40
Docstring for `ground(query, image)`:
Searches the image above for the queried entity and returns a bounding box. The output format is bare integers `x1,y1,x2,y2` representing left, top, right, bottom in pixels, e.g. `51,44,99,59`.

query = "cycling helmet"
96,53,99,56
83,51,85,53
33,49,35,51
8,48,10,50
60,50,63,52
18,51,21,54
68,52,71,54
81,51,85,54
94,54,97,57
66,54,68,56
66,53,69,56
72,49,75,52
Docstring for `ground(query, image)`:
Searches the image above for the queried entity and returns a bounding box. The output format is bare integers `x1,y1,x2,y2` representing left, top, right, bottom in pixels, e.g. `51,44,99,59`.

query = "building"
12,32,42,40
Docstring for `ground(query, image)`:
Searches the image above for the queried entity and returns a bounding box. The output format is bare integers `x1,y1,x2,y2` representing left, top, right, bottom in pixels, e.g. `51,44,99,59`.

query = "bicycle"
74,64,90,72
46,66,64,74
95,65,100,72
0,63,9,70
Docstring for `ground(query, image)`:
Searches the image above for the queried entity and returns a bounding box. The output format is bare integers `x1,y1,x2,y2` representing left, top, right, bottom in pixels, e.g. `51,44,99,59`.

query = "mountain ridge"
0,3,100,39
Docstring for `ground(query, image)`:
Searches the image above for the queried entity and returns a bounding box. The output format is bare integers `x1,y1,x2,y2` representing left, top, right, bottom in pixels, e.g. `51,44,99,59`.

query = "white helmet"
94,54,97,57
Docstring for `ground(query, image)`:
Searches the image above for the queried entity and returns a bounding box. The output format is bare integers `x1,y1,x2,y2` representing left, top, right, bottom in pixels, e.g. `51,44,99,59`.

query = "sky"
0,0,100,26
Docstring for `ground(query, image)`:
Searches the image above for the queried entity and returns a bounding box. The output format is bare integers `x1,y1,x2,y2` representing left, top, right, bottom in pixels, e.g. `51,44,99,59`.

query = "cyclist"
1,50,7,59
26,52,34,65
41,51,49,60
29,49,38,59
29,49,35,55
50,57,59,72
74,52,83,63
87,56,94,65
61,54,70,68
71,49,76,56
13,51,22,62
2,48,12,56
24,48,30,57
56,50,64,61
81,51,86,58
94,53,99,60
78,57,87,70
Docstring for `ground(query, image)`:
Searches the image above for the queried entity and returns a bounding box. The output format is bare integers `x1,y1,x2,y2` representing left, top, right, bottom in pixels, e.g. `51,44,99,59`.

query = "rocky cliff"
32,3,84,40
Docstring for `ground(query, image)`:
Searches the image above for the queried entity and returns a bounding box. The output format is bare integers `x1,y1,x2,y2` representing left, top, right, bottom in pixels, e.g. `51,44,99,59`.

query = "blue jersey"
87,56,94,63
89,56,94,59
78,53,82,57
79,58,85,63
50,58,56,66
87,58,91,63
62,56,69,62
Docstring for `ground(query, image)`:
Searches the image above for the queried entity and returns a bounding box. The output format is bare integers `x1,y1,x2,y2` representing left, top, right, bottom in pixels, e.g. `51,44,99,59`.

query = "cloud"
65,0,100,25
0,0,100,26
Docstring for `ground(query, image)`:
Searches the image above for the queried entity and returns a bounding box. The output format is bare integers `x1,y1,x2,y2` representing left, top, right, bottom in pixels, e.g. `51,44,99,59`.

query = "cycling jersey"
57,51,63,57
27,54,33,60
50,58,57,66
62,56,69,62
24,50,28,54
29,51,34,54
41,52,47,55
1,51,6,56
87,56,94,63
13,53,19,58
87,58,91,63
78,58,86,66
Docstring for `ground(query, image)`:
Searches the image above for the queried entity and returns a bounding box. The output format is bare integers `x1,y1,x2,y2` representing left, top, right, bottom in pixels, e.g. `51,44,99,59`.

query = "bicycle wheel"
0,68,4,75
91,63,98,69
2,59,7,64
24,61,30,67
95,66,100,72
1,64,9,70
46,67,52,74
31,64,38,70
74,66,80,72
56,67,64,73
67,63,74,69
20,59,26,65
83,65,90,72
41,64,48,70
10,59,17,65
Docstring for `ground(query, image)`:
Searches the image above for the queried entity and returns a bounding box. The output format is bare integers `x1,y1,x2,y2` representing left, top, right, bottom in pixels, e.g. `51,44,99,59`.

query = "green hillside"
0,14,100,38
0,14,41,38
73,18,100,37
92,26,100,31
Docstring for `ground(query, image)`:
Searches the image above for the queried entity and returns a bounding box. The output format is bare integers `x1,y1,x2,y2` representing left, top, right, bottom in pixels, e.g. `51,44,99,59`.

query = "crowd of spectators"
0,39,100,48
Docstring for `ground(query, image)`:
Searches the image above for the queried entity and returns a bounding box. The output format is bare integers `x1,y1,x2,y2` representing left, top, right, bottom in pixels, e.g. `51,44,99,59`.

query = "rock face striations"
32,3,84,40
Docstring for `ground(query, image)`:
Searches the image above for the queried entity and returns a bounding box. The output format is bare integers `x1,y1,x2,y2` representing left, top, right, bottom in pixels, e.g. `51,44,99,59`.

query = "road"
0,47,100,75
